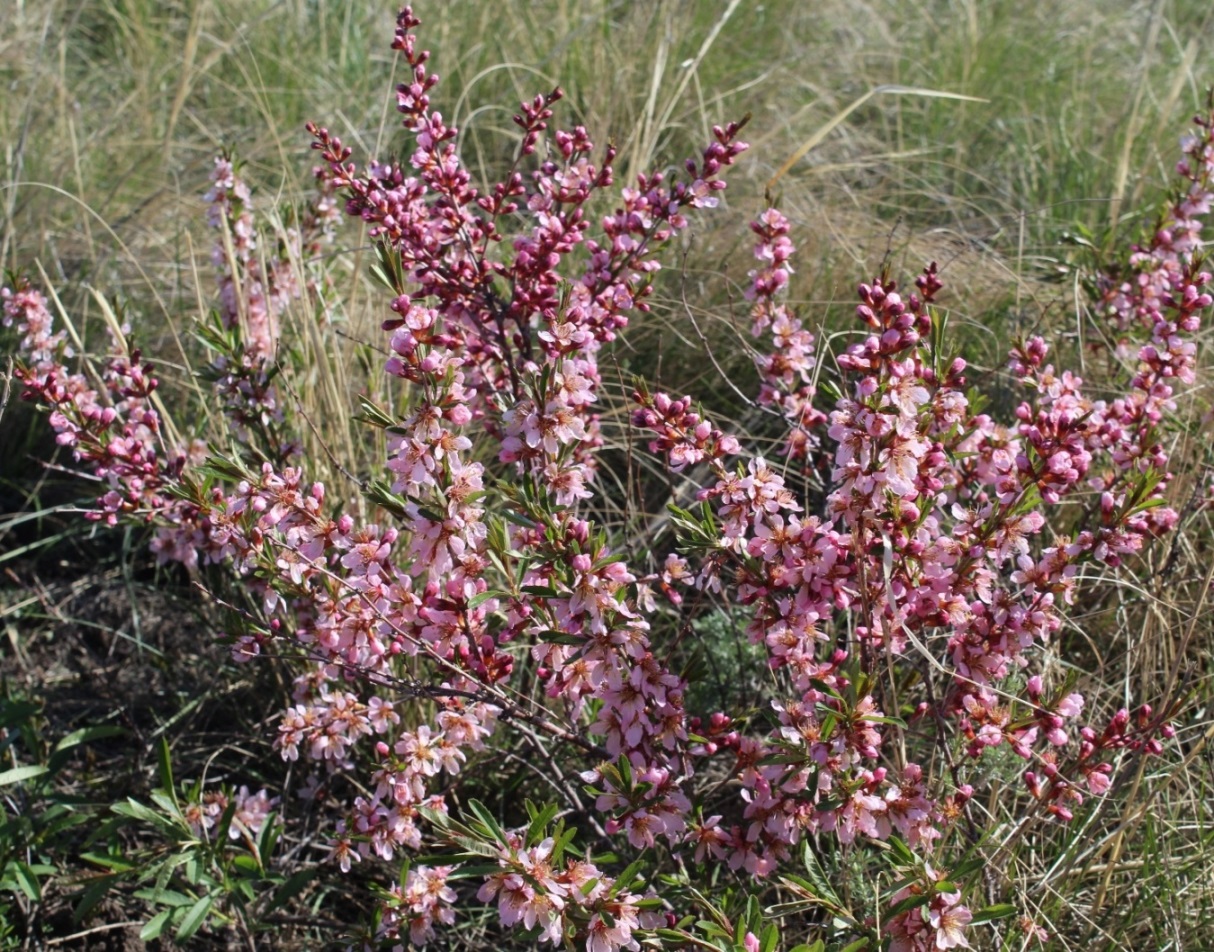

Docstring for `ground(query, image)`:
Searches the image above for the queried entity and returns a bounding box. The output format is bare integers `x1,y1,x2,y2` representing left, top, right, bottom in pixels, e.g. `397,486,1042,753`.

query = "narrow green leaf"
79,852,137,872
0,765,48,787
149,790,183,822
863,714,908,728
534,630,584,646
467,590,503,610
266,868,316,913
139,909,173,942
525,801,559,847
801,842,842,906
9,862,41,901
355,395,396,428
232,854,260,874
72,877,115,923
175,894,213,941
465,800,507,845
745,894,762,933
971,903,1018,924
257,815,281,863
0,701,40,731
47,726,125,773
887,835,916,866
157,738,176,807
612,860,645,895
52,725,126,754
134,887,193,907
887,891,931,918
950,855,985,882
213,797,239,845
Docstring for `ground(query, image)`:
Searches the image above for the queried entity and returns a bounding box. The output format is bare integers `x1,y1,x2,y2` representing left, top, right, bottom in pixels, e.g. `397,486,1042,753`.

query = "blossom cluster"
1100,108,1214,341
474,835,662,952
3,282,204,551
202,154,338,449
182,785,278,843
632,135,1204,945
747,207,826,463
6,8,1208,952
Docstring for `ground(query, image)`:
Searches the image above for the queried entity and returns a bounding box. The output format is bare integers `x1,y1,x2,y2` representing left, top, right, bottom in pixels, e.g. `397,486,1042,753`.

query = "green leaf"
534,630,585,646
694,919,731,939
840,940,870,952
467,590,504,610
134,887,194,907
521,585,560,598
616,754,633,791
8,862,41,901
466,800,508,845
52,725,126,754
213,797,239,845
157,738,176,807
232,854,261,874
265,868,316,914
612,859,645,895
745,893,762,934
354,395,397,428
446,863,508,881
0,765,47,787
72,877,115,923
525,801,560,848
500,509,538,529
760,922,779,952
139,908,173,942
175,895,214,941
112,799,181,836
862,714,908,728
149,790,183,822
257,815,281,863
970,903,1018,924
887,891,931,918
0,701,40,731
551,825,577,865
79,852,137,873
47,725,125,773
887,836,916,866
801,842,843,906
950,856,985,882
364,480,408,519
184,852,202,886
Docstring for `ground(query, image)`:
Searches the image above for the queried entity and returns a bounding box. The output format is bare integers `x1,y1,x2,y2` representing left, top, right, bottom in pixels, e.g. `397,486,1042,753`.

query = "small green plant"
77,741,315,945
0,693,123,944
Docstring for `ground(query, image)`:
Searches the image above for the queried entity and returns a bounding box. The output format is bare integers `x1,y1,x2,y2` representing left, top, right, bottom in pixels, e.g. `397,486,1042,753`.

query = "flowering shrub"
4,6,1209,950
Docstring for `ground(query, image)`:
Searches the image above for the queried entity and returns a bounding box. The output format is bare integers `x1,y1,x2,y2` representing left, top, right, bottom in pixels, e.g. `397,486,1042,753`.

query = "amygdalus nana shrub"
4,6,1209,950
